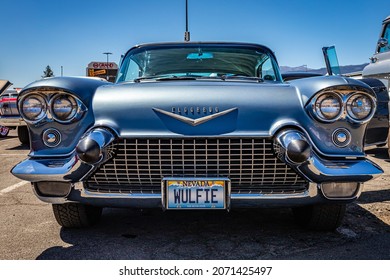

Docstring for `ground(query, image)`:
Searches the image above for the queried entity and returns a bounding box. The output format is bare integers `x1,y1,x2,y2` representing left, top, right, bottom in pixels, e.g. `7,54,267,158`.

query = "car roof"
122,42,278,68
125,42,275,56
0,80,12,95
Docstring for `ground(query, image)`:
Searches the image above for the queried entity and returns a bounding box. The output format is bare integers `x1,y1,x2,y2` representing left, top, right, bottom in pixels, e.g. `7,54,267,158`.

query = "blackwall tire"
293,204,346,231
17,126,29,145
52,203,102,228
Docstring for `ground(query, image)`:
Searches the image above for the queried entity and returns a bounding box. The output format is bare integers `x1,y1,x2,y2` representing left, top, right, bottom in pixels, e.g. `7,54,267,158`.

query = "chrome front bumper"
12,149,381,206
12,128,383,206
32,181,355,208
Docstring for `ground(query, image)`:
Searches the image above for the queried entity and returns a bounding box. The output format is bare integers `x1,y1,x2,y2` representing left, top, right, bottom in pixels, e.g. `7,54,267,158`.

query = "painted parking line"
0,138,19,142
0,181,29,196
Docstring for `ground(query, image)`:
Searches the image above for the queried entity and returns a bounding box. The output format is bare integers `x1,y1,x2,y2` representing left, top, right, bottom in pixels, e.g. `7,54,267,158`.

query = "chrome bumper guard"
11,154,94,183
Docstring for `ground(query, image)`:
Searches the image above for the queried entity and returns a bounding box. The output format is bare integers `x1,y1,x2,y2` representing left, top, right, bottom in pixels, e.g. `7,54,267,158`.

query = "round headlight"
346,94,374,121
314,92,342,121
51,95,78,122
21,94,47,122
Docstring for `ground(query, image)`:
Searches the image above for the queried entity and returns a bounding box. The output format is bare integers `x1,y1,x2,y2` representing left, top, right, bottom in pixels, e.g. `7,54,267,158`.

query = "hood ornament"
153,107,237,126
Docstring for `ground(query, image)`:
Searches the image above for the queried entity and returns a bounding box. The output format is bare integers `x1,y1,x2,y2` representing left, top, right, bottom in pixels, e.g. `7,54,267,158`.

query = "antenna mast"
184,0,190,41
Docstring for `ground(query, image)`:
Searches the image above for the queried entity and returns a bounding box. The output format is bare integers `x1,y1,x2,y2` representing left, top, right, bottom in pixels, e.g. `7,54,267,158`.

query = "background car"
0,80,29,144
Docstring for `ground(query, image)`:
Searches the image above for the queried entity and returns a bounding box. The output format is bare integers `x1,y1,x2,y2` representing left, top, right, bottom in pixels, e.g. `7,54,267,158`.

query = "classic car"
0,80,29,144
363,15,390,86
11,42,383,231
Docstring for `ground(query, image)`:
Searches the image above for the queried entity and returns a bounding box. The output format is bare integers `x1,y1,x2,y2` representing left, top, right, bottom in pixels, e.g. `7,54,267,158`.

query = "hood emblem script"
153,107,237,126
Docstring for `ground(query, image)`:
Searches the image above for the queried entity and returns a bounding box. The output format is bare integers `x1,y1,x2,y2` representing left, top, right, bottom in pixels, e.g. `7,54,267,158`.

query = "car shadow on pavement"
36,202,390,260
359,189,390,204
366,147,389,161
4,143,29,150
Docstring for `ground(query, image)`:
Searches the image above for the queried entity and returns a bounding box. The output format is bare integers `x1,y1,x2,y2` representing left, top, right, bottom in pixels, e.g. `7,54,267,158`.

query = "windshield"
116,44,282,83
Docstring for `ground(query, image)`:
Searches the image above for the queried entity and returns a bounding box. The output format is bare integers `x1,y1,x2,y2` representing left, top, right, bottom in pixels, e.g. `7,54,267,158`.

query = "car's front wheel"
292,204,346,231
17,126,29,145
52,203,102,228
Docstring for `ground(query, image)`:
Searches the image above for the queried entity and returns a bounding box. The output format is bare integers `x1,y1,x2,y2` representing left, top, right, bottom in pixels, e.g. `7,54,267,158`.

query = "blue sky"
0,0,389,87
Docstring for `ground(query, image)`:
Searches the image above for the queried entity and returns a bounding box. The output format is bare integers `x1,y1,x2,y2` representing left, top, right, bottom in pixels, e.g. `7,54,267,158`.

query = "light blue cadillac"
12,42,383,230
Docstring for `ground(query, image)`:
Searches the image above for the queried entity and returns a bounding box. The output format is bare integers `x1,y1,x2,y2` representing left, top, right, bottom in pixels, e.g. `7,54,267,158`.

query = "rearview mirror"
377,38,388,48
322,46,341,76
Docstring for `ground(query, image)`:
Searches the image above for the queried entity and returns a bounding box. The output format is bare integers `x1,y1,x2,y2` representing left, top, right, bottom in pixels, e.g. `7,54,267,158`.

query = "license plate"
164,178,228,209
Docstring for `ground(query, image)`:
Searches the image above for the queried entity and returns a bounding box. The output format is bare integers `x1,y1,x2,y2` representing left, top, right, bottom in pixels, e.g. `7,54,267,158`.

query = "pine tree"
42,65,54,78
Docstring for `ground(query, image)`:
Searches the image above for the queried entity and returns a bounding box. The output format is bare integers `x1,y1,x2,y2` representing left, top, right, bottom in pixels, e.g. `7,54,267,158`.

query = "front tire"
17,126,29,145
52,203,102,228
292,204,346,231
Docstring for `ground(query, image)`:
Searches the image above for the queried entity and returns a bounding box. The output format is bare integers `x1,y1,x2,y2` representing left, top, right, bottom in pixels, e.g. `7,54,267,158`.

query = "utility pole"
103,52,112,81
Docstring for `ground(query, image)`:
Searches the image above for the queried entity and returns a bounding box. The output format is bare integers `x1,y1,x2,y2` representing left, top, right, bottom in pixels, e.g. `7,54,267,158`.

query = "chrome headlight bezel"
18,90,87,125
50,94,81,123
312,91,343,122
19,93,47,123
310,88,377,124
346,93,376,123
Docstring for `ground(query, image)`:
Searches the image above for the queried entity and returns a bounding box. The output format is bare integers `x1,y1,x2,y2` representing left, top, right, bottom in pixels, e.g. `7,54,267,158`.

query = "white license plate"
164,178,228,209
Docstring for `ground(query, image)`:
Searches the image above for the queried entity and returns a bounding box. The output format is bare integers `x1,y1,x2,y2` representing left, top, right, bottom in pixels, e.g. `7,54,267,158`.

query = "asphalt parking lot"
0,130,389,260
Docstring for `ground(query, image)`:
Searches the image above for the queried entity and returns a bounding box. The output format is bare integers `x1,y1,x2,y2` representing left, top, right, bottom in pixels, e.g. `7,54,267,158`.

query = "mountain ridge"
280,63,369,75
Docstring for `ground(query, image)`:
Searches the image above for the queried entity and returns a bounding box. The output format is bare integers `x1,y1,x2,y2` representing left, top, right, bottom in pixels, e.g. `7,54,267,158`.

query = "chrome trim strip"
80,188,161,199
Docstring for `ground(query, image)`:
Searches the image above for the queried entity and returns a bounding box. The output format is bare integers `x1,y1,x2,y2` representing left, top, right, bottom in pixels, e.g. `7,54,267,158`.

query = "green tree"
42,65,54,78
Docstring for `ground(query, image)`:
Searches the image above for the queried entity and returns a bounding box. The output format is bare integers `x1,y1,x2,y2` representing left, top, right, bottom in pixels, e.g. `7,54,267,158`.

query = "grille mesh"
86,138,307,194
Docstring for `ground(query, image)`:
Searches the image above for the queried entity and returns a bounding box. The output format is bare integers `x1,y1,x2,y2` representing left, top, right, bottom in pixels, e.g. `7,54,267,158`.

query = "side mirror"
377,38,388,48
322,46,341,76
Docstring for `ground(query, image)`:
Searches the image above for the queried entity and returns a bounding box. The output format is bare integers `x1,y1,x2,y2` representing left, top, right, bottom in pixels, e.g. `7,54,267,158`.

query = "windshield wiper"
133,75,162,83
220,75,264,83
155,76,197,81
134,75,198,83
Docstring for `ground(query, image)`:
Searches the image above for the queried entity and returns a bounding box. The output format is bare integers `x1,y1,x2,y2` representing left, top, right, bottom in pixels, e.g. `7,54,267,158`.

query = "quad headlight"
346,93,374,121
313,92,343,122
20,94,47,122
19,90,86,124
51,94,78,122
311,89,376,124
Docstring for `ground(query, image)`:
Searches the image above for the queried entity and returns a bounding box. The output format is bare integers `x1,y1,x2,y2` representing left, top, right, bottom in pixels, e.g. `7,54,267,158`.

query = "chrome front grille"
86,138,307,194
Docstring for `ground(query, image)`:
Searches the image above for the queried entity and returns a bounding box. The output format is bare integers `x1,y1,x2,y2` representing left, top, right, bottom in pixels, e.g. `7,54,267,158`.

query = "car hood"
93,80,309,137
0,80,12,95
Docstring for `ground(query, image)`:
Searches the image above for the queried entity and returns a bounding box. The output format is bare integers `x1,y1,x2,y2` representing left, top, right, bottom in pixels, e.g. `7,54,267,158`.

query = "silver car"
12,42,383,231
